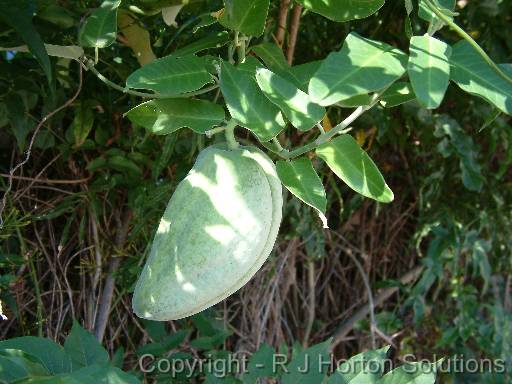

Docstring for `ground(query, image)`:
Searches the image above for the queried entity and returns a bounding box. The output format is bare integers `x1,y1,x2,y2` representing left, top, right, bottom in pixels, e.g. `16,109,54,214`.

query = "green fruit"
132,145,282,320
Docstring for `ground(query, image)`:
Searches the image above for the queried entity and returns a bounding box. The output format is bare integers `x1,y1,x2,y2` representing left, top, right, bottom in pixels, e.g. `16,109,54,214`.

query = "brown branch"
286,3,303,64
94,208,132,342
275,0,291,47
0,174,91,185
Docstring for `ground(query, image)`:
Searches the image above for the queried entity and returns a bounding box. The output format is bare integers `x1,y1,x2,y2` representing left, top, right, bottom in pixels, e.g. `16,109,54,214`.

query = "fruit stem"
224,120,239,149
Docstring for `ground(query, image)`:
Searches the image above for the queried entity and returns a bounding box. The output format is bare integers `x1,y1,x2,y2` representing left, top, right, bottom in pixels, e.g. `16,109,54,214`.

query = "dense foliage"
0,0,511,382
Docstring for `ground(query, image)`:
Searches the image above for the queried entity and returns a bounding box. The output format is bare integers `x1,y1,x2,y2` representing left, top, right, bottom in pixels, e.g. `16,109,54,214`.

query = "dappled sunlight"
309,33,408,105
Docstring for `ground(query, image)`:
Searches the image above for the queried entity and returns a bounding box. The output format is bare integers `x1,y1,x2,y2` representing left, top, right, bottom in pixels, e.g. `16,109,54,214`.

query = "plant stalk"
423,0,512,84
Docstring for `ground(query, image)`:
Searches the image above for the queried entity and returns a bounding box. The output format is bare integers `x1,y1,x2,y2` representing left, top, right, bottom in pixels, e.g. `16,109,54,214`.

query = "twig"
94,209,132,342
0,174,91,185
286,4,302,64
275,0,291,47
345,248,377,349
0,62,84,229
262,90,385,160
303,259,316,346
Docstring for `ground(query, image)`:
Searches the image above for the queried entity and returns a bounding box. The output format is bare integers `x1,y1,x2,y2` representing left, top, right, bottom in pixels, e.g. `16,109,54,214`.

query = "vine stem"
265,91,383,160
82,58,219,98
423,0,512,85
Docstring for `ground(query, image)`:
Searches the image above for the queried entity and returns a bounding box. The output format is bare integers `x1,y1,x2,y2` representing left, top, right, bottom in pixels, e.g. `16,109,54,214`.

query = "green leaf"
241,343,275,384
328,346,389,383
5,93,34,151
64,321,109,369
418,0,455,24
295,0,385,22
281,340,331,384
0,355,31,382
219,0,270,37
126,54,213,96
34,129,56,150
67,363,141,384
276,158,328,228
309,33,408,106
338,94,373,108
251,43,289,73
0,349,50,381
172,31,230,57
450,40,512,115
380,82,415,107
316,135,394,203
220,58,285,141
256,68,325,131
72,106,95,147
378,361,439,384
0,0,52,83
408,35,452,109
36,4,75,29
0,337,72,374
79,0,121,48
288,61,322,92
125,98,225,135
434,115,484,192
251,43,320,92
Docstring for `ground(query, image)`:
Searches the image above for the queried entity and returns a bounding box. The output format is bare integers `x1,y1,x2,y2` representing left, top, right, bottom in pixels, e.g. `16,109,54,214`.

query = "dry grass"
2,160,422,365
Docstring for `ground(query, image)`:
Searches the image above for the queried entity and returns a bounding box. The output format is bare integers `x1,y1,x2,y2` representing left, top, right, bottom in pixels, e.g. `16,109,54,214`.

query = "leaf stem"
82,58,219,98
423,0,512,85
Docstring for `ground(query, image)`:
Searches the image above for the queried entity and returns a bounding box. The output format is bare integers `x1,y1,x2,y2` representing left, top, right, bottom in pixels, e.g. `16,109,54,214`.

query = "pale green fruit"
132,145,283,320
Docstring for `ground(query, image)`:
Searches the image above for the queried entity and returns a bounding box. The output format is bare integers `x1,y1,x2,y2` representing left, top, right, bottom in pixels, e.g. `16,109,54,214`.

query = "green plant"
0,321,139,382
0,0,511,383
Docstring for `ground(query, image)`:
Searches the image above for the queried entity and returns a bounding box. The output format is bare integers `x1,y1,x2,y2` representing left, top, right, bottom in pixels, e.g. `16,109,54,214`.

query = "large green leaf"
251,43,320,92
66,363,140,384
288,61,322,92
408,35,451,109
219,0,270,37
79,0,121,48
316,135,394,203
276,158,328,228
125,99,225,134
126,55,212,95
0,349,50,381
378,362,439,384
281,340,331,384
256,68,325,131
251,42,289,73
328,347,389,383
450,40,512,115
220,58,285,141
309,33,408,106
64,322,109,369
0,0,52,83
295,0,385,22
0,337,72,374
240,343,275,384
